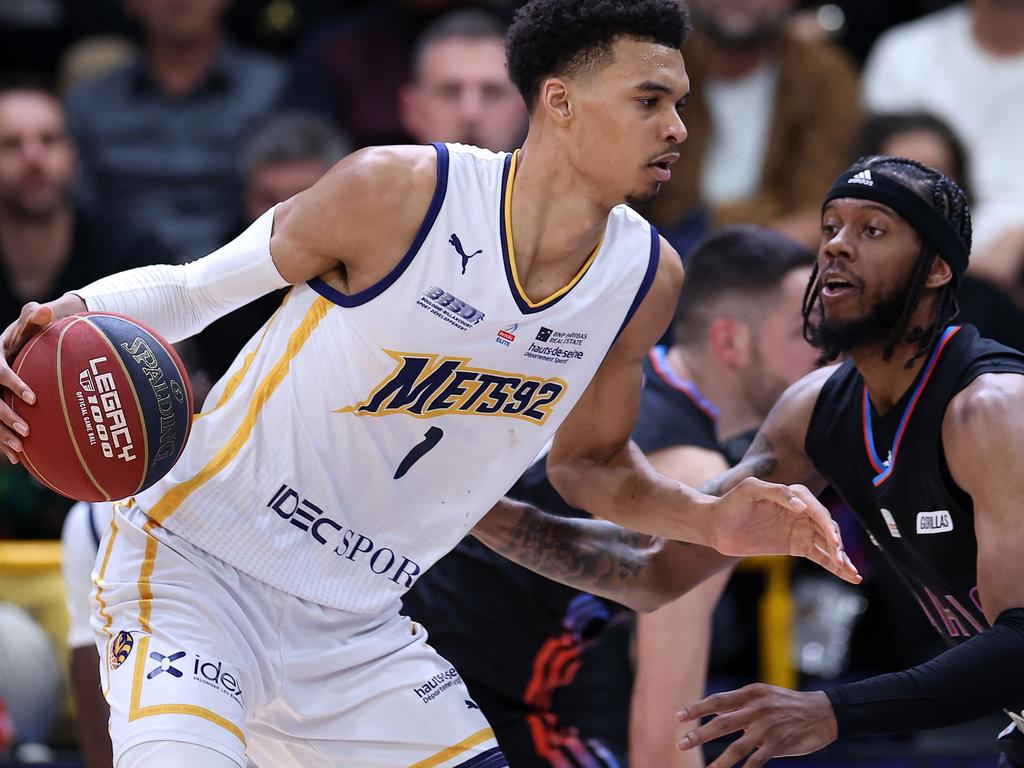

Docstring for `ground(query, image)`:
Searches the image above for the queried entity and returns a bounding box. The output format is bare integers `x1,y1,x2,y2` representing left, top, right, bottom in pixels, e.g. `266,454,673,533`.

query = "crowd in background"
1,0,1023,763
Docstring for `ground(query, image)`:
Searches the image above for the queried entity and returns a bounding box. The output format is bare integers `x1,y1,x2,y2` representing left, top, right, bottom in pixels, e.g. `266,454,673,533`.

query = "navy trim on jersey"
614,224,661,341
308,142,450,308
452,746,507,768
87,503,101,549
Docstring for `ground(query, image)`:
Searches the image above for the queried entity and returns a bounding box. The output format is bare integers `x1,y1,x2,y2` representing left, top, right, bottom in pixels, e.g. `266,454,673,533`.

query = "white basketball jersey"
135,143,660,612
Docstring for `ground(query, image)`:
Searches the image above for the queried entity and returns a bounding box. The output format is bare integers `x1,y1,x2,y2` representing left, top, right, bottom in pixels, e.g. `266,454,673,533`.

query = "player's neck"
852,341,932,414
852,300,945,413
508,141,612,271
670,345,759,441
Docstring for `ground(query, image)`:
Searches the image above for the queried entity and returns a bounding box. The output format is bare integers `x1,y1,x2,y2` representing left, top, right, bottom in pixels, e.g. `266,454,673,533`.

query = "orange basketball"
4,313,193,502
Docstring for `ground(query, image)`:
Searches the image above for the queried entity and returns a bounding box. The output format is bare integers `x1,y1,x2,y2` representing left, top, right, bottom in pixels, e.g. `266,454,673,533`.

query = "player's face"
401,38,527,152
563,38,688,207
814,198,923,346
0,91,76,216
743,267,818,417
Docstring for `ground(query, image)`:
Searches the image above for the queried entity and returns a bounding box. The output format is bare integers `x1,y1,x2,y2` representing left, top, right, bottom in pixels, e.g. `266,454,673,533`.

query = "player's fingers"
803,539,861,584
707,735,758,768
2,443,18,464
0,401,29,441
678,712,749,750
678,690,749,722
744,747,773,768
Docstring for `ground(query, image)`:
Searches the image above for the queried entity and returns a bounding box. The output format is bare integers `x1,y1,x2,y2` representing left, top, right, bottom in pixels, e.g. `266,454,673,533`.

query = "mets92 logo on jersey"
335,350,567,425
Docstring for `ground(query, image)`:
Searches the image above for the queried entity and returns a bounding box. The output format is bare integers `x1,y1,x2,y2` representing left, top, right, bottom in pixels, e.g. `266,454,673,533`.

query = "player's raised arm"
0,144,438,453
546,244,850,568
677,374,1024,768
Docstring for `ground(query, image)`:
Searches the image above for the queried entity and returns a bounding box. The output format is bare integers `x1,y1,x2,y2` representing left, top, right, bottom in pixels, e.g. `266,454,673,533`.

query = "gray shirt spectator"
65,37,284,262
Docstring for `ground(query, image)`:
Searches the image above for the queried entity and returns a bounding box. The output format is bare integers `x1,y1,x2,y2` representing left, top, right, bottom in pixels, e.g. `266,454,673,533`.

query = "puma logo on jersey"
335,350,568,424
916,510,953,534
449,233,482,274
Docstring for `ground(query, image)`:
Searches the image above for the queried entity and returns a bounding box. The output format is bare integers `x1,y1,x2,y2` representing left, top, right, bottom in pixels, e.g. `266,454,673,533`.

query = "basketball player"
473,156,1024,766
0,2,854,766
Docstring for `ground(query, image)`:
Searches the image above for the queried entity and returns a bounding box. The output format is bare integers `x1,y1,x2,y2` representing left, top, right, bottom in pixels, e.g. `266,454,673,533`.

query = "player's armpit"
943,372,1024,622
471,497,733,613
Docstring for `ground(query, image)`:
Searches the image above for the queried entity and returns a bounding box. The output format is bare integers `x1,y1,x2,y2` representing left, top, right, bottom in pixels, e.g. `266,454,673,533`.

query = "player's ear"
708,316,751,369
925,256,954,289
539,77,573,125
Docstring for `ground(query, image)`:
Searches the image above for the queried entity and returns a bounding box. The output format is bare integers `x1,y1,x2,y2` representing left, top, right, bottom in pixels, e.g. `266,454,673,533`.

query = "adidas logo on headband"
848,170,874,186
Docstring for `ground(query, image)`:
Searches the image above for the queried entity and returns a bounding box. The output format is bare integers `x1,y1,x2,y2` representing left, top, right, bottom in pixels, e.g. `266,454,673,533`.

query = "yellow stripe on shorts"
408,727,497,768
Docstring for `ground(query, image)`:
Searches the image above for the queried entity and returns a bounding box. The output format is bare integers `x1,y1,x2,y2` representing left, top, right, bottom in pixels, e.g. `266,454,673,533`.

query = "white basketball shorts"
92,502,506,768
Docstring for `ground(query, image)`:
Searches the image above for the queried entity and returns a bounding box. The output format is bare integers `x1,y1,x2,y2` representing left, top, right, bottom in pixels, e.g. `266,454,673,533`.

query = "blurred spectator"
65,0,285,263
862,0,1024,276
193,110,347,383
647,0,860,252
792,0,958,64
398,9,526,151
56,35,137,94
854,111,1024,351
0,80,161,539
283,0,512,148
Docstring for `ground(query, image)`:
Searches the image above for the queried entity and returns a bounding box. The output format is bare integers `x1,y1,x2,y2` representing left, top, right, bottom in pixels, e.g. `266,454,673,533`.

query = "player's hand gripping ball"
3,313,193,501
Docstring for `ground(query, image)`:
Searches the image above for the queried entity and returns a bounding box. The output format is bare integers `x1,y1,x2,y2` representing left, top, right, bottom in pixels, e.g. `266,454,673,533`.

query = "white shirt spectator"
863,4,1024,251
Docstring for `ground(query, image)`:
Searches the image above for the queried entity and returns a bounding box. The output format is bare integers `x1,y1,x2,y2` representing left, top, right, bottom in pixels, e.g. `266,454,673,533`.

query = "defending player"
0,2,854,766
474,155,1024,766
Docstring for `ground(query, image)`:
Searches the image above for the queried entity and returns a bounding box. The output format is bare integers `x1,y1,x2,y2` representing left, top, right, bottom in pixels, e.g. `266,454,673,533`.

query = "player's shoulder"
945,370,1024,435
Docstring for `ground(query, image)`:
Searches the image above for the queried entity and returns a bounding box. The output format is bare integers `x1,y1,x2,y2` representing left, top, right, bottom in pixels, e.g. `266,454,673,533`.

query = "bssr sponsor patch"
412,667,464,704
416,286,485,331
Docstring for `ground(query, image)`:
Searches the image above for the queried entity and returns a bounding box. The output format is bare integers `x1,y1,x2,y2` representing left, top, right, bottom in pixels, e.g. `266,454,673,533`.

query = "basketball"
4,313,193,502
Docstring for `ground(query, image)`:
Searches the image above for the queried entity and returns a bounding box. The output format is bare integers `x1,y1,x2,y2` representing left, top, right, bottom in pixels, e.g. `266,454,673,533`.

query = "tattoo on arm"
489,505,655,591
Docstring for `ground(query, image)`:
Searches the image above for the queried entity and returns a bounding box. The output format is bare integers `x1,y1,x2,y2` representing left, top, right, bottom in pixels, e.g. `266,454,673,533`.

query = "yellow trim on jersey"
407,727,496,768
128,518,247,746
503,150,604,309
92,513,120,639
201,288,294,417
146,298,331,524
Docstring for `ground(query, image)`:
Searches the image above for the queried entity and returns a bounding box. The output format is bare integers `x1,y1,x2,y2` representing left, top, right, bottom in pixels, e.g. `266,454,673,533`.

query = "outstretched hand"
677,685,838,768
709,477,860,584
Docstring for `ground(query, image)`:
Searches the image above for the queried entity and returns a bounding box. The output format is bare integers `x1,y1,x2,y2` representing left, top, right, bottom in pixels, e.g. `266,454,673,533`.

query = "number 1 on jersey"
394,427,444,479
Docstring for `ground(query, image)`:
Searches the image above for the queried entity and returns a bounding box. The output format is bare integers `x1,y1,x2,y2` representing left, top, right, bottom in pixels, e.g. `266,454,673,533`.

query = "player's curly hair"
802,155,972,367
506,0,691,111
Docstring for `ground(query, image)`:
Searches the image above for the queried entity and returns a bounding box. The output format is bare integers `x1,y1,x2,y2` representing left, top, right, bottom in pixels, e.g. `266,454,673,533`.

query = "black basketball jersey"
806,325,1024,644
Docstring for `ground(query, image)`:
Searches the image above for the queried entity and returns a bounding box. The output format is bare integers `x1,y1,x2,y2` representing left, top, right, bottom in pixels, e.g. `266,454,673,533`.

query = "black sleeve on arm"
826,608,1024,737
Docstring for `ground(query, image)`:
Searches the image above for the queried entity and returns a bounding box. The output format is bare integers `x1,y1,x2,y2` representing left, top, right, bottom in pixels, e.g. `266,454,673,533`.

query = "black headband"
823,169,969,281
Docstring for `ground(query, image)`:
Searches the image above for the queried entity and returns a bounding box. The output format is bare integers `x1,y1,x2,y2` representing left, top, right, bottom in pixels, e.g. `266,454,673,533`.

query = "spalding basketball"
4,313,193,502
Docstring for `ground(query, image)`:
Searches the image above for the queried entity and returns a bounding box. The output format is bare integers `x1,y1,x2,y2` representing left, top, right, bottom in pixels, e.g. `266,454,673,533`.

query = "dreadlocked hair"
802,155,971,368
